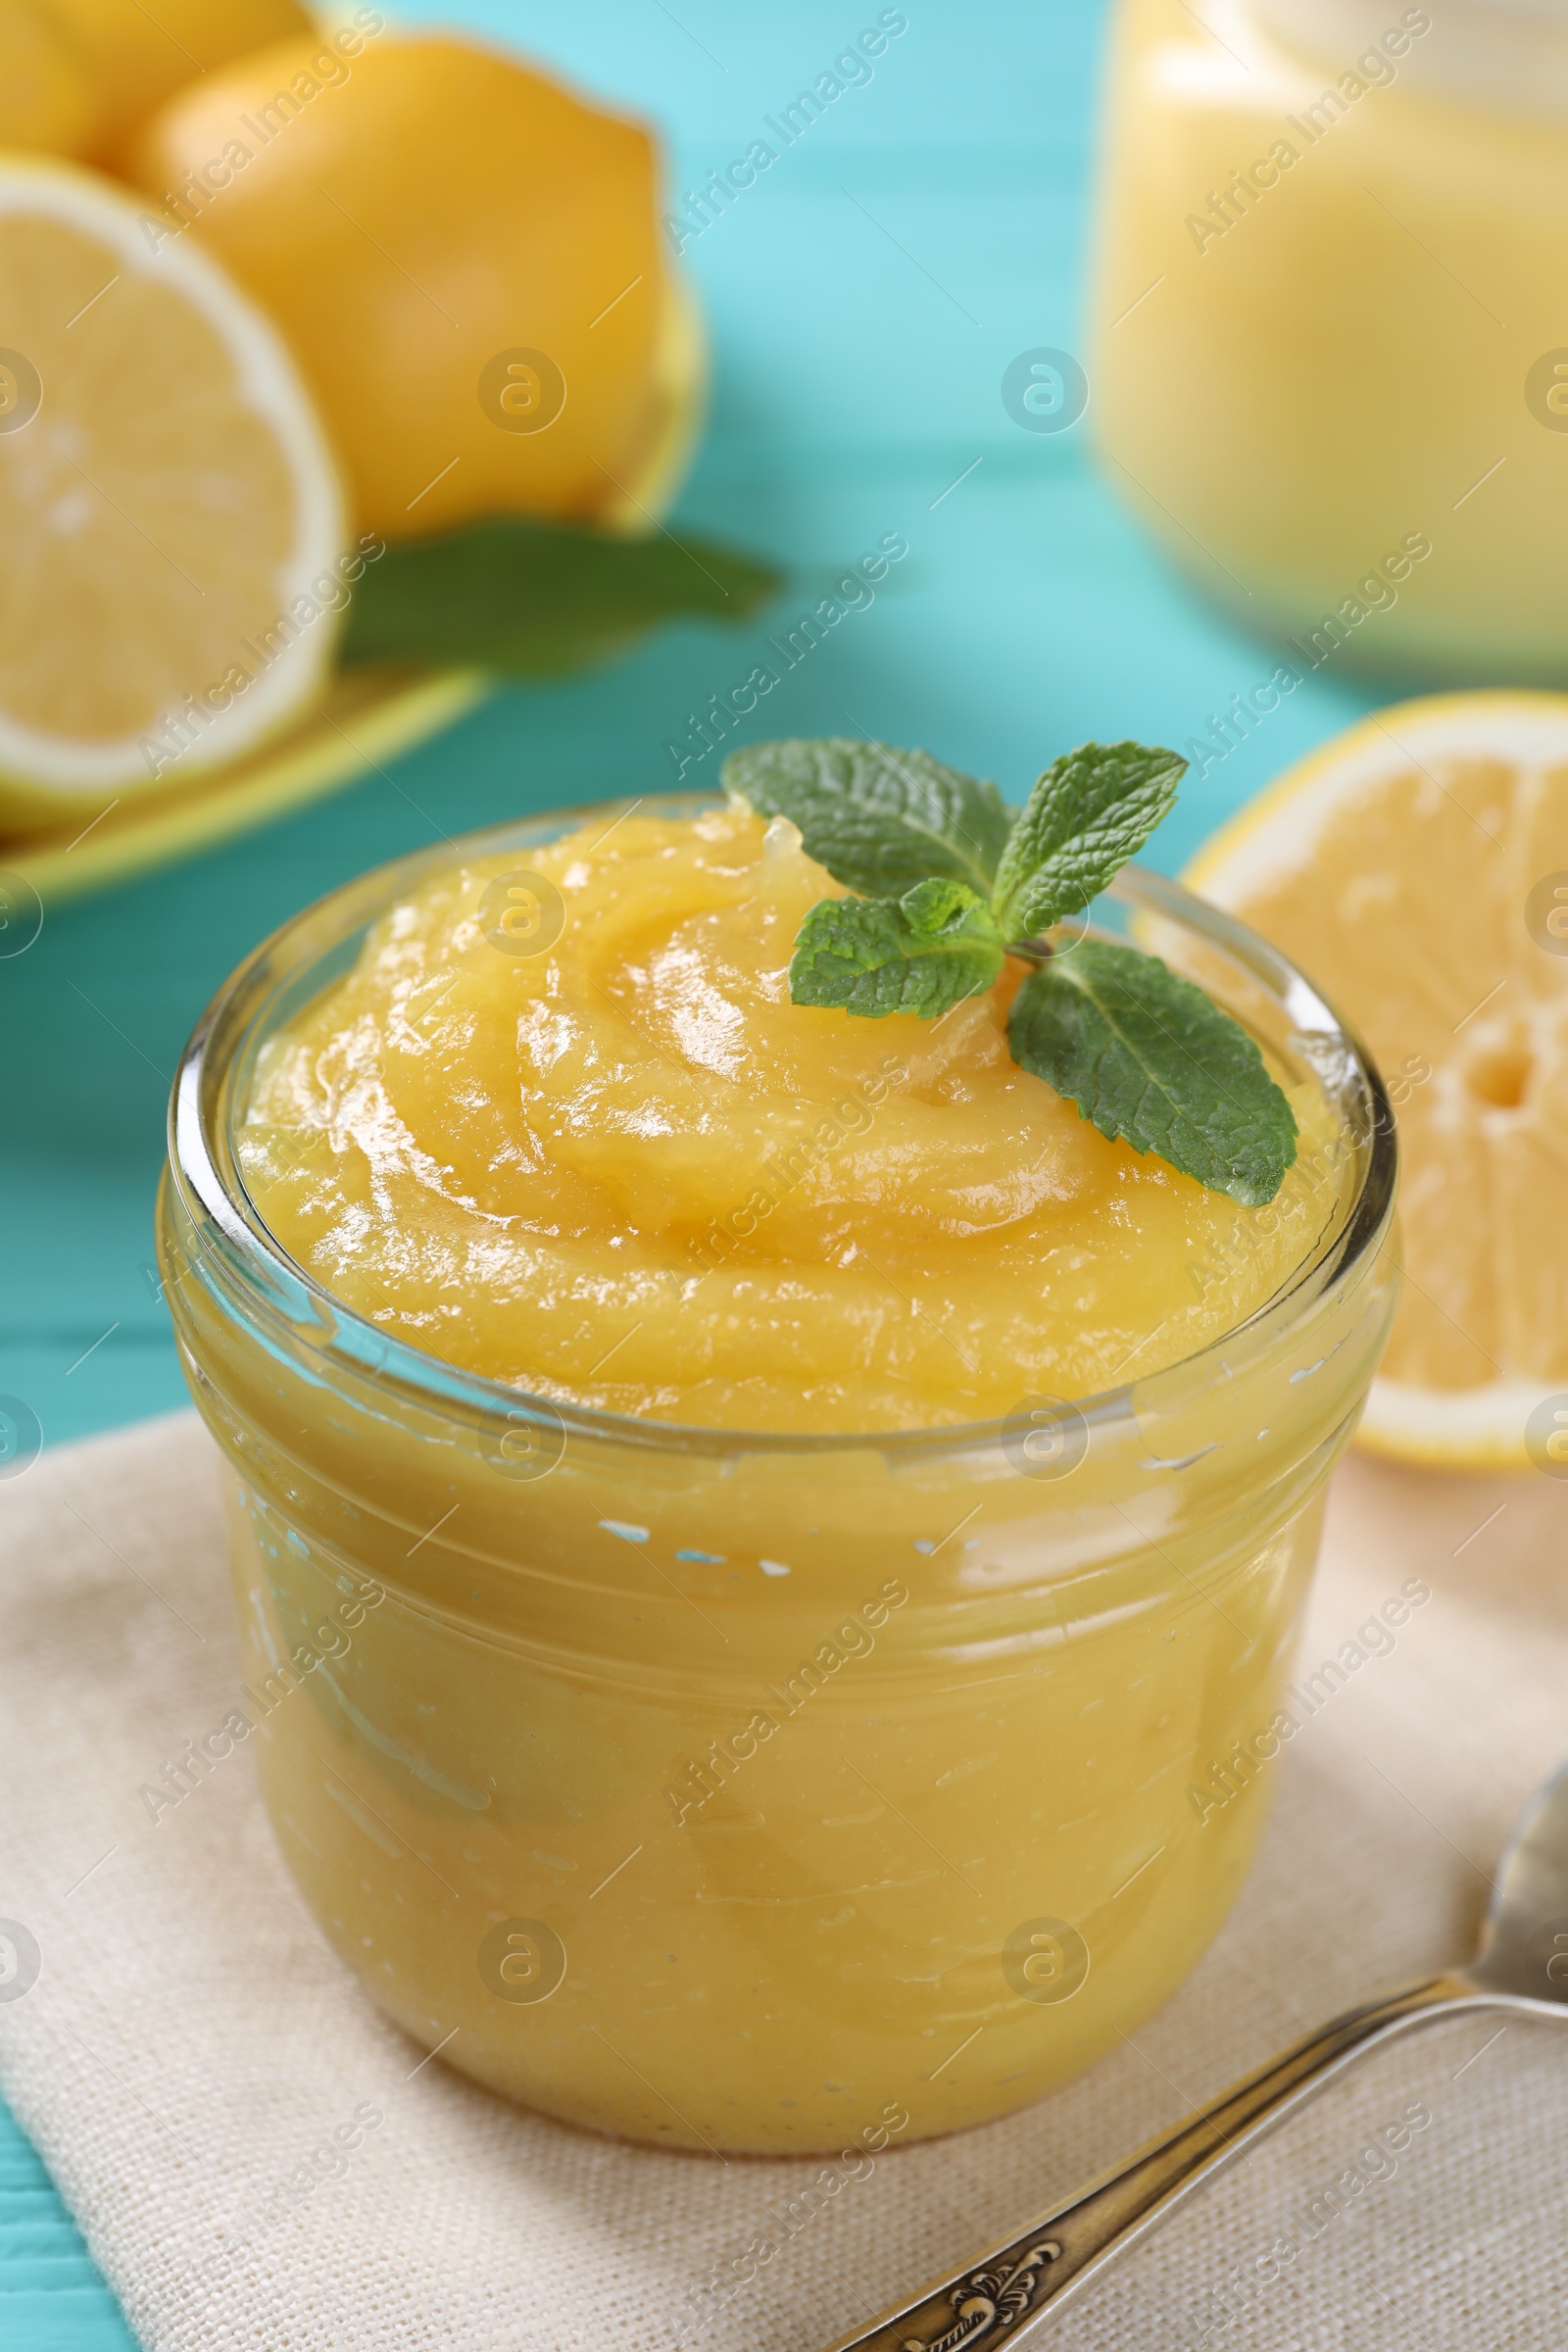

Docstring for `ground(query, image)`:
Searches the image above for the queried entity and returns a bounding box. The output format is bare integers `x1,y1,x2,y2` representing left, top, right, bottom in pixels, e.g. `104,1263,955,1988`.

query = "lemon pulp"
0,159,344,815
1189,689,1568,1468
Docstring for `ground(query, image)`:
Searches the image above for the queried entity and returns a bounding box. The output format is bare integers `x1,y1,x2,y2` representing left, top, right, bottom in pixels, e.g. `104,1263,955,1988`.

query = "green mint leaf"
722,737,1013,900
1007,940,1298,1204
993,741,1186,939
342,515,778,679
789,883,1004,1017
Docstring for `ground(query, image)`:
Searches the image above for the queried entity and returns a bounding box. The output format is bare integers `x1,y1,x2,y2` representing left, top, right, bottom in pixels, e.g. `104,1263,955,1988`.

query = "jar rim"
165,794,1397,1461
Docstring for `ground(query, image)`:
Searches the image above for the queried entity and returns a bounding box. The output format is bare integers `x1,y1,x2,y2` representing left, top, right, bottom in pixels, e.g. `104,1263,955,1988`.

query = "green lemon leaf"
722,738,1013,899
342,515,779,678
790,882,1005,1017
1006,940,1298,1204
993,741,1187,939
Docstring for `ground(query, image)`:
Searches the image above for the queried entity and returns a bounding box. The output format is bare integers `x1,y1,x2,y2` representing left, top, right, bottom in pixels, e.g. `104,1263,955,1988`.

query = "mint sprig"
722,734,1298,1205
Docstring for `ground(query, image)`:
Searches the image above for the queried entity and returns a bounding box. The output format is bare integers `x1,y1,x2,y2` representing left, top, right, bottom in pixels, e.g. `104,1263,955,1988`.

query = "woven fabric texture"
1,1412,1564,2351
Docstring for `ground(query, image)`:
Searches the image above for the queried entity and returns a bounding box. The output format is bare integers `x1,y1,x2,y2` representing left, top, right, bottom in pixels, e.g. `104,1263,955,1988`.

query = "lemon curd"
161,801,1396,2155
242,807,1338,1429
1093,0,1568,681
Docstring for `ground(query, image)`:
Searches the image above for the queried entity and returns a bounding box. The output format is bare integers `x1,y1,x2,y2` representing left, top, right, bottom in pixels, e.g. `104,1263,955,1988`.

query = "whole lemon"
0,2,95,155
17,0,312,160
122,24,690,539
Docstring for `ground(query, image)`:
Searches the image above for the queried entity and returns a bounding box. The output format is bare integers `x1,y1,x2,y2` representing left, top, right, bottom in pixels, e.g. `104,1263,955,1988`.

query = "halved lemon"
1187,691,1568,1472
0,156,344,827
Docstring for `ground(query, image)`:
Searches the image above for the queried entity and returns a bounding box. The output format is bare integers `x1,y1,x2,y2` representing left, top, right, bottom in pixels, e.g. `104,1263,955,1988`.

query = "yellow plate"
2,664,489,908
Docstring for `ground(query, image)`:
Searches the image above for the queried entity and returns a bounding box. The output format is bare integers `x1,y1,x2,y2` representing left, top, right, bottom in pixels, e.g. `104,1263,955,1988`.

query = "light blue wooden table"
0,3,1384,2337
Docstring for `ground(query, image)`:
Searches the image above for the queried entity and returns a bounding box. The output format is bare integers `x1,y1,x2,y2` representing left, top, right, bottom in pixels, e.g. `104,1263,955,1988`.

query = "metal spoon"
828,1757,1568,2350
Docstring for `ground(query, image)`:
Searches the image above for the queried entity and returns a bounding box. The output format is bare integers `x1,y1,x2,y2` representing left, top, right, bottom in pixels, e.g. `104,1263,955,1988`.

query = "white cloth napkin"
2,1411,1566,2352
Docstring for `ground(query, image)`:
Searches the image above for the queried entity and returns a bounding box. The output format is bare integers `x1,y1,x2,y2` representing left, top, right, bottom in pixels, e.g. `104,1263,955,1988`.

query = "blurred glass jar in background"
1091,0,1568,681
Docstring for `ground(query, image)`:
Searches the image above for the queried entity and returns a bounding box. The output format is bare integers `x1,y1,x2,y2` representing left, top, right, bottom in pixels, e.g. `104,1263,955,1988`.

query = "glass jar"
1091,0,1568,681
158,802,1396,2156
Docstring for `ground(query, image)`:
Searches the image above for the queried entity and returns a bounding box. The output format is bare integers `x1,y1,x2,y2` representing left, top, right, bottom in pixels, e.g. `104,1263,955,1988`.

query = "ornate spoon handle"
826,1975,1515,2350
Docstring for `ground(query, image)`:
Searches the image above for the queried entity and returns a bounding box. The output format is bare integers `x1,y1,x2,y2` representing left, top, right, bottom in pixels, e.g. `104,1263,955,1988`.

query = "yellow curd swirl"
240,806,1327,1429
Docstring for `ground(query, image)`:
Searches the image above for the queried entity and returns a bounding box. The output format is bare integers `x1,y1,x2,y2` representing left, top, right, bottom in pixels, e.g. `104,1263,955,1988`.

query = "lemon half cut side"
0,156,345,822
1186,691,1568,1473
